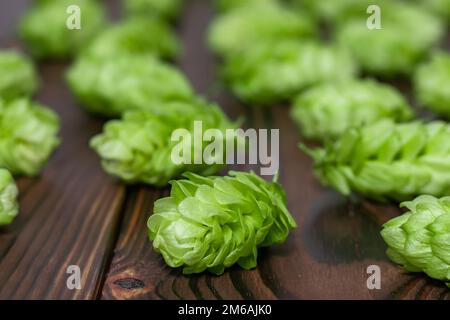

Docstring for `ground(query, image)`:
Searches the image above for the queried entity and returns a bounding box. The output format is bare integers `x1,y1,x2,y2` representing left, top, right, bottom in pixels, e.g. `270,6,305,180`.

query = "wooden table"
0,0,448,300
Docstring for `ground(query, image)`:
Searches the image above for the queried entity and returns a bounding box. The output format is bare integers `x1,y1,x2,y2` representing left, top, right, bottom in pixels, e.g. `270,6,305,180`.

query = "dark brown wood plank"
101,0,450,300
272,106,449,300
1,0,447,300
0,0,126,299
101,0,267,300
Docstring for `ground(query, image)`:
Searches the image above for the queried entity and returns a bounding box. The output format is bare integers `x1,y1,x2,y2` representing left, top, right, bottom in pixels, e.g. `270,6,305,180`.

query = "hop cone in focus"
0,169,19,226
0,99,60,176
381,195,450,287
82,17,179,60
90,99,237,186
291,80,414,141
223,40,357,105
208,1,315,57
0,50,38,100
302,120,450,202
125,0,183,20
414,53,450,119
66,54,193,117
148,171,297,274
19,0,106,59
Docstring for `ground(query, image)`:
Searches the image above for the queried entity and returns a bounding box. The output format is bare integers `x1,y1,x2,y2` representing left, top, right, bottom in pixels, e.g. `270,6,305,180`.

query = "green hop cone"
294,0,386,25
414,0,450,21
148,171,297,274
414,53,450,119
0,169,19,226
223,40,357,106
214,0,275,12
302,119,450,202
66,54,193,117
19,0,106,59
381,195,450,287
82,17,179,60
0,98,60,176
90,99,238,186
0,50,38,100
125,0,182,20
291,80,414,141
208,1,315,57
337,2,444,76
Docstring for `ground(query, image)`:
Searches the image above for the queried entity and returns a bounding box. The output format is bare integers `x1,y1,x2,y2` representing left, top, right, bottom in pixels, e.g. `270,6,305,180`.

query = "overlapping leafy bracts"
291,80,414,140
337,2,444,76
82,18,179,60
414,53,450,118
125,0,182,20
209,1,315,57
381,195,450,287
0,169,19,226
19,0,106,59
0,50,38,100
223,40,357,105
303,120,450,201
148,171,297,274
0,99,60,176
66,54,194,117
90,99,237,186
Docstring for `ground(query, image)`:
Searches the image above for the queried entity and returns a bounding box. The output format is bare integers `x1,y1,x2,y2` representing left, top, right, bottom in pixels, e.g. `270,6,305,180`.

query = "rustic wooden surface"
0,0,449,300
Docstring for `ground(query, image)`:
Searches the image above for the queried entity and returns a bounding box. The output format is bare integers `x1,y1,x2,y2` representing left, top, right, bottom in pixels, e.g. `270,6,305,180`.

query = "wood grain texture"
100,0,450,300
0,0,126,299
0,0,449,300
